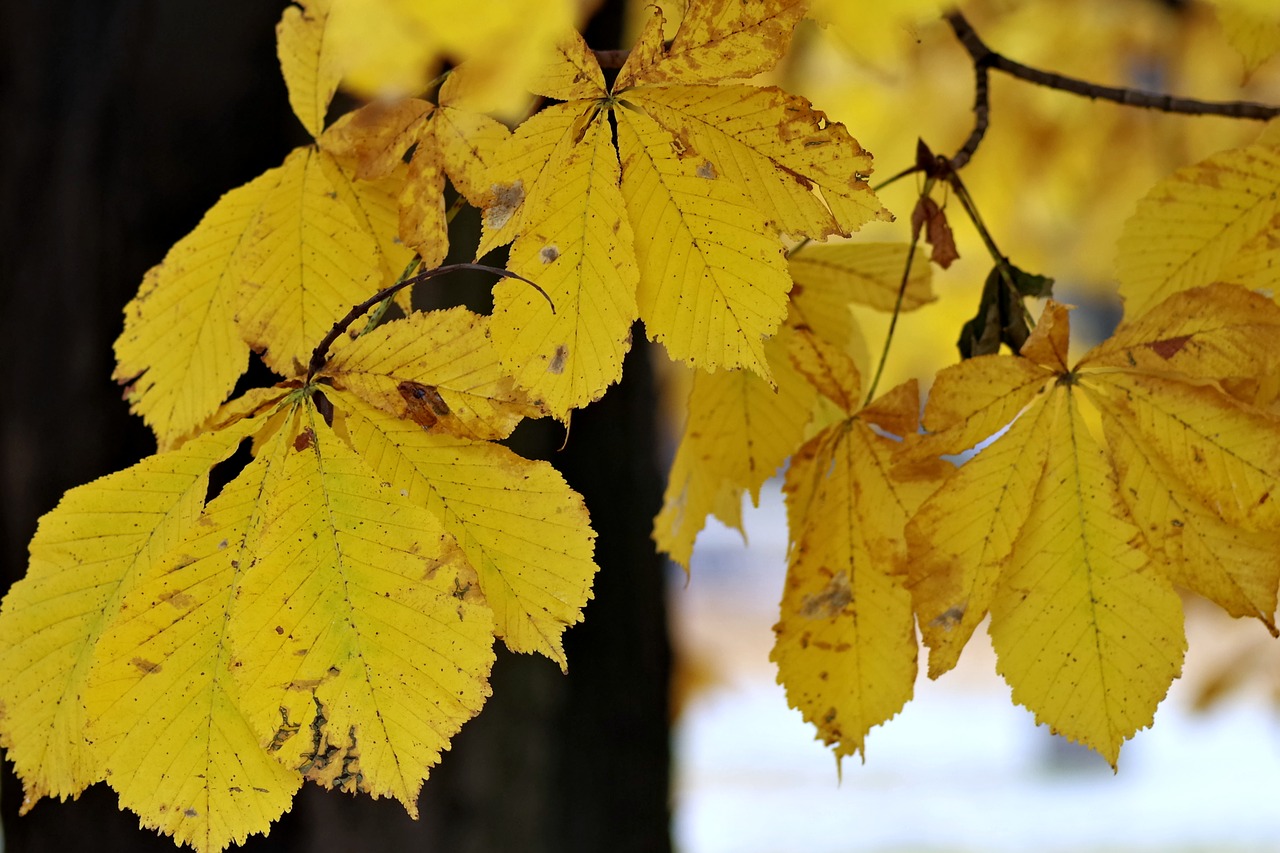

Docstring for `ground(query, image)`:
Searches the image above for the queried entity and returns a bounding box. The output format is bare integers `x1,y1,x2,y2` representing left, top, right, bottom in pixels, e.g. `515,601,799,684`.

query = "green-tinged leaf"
0,421,262,806
84,451,300,853
334,391,597,667
990,387,1185,767
230,402,495,811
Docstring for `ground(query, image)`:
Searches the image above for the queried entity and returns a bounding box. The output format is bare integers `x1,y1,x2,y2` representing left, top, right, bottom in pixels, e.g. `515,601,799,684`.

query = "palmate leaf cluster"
4,0,1280,850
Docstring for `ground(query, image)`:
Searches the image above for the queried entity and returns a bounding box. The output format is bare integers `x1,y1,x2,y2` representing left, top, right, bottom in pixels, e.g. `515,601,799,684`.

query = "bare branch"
946,11,1280,124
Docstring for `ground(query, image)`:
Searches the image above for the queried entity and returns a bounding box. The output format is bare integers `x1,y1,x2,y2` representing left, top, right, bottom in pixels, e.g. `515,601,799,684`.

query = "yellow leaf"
526,27,608,101
786,325,861,414
1079,283,1280,382
114,165,281,445
0,420,261,807
236,146,381,376
787,242,934,320
477,102,595,259
334,391,598,667
1213,2,1280,81
277,0,340,138
627,84,888,239
1087,372,1280,533
84,450,300,853
1116,144,1280,317
436,111,510,201
399,138,449,267
1019,300,1072,373
773,383,939,760
807,0,944,68
907,398,1055,678
907,354,1054,463
320,98,434,180
327,0,577,115
1098,399,1280,633
324,306,542,440
230,401,495,811
654,330,817,568
495,108,640,416
989,386,1185,767
319,152,415,286
620,0,808,86
617,105,790,376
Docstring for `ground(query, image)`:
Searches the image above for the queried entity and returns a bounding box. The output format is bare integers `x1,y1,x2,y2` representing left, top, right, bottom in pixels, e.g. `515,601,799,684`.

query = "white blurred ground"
670,481,1280,853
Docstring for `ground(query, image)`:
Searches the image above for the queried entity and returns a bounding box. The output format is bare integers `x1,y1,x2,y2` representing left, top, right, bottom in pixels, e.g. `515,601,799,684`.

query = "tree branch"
306,263,552,380
946,10,1280,126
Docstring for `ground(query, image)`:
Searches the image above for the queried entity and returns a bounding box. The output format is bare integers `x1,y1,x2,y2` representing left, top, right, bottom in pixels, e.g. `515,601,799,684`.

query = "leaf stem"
863,220,925,406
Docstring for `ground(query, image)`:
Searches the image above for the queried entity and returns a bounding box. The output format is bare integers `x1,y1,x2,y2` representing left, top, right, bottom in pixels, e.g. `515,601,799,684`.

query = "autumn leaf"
332,390,597,667
787,242,935,318
655,242,933,568
321,70,513,267
326,0,578,115
227,400,495,811
0,415,267,808
1115,143,1280,317
114,167,280,445
1212,1,1280,81
654,329,816,568
83,448,302,853
277,0,340,139
905,293,1280,764
324,306,543,440
478,1,888,415
772,337,945,760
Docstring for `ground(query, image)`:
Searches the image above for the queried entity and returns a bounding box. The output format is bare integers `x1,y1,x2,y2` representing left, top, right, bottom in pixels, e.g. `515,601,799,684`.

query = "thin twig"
307,263,553,379
946,11,1280,121
863,222,924,407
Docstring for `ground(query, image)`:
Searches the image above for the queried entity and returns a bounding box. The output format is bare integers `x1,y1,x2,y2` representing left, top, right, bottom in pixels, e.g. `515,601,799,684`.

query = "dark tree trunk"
0,0,671,850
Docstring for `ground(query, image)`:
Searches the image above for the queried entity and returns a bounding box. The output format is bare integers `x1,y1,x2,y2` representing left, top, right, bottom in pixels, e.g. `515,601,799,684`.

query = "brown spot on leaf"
800,572,852,618
398,381,450,428
696,159,717,179
184,808,198,818
131,657,161,674
274,625,284,635
540,245,560,264
929,606,965,630
293,428,315,452
159,590,195,609
548,344,568,375
484,180,525,231
1147,335,1192,360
